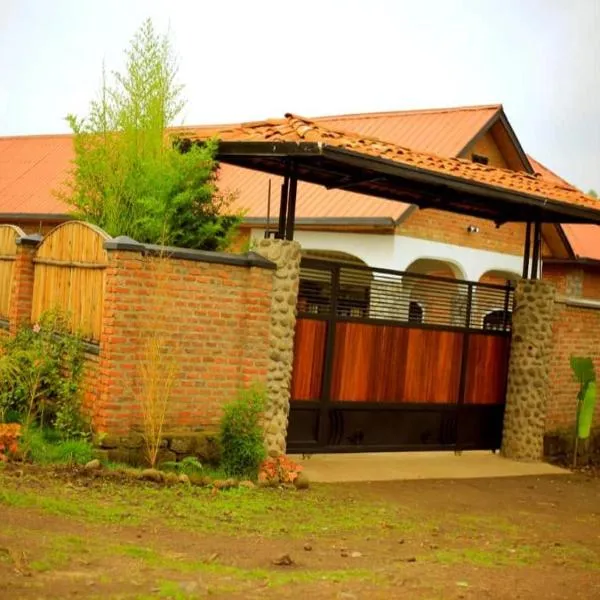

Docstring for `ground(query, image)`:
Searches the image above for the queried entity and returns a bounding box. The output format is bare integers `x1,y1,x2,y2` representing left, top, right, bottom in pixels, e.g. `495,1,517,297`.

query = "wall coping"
103,237,275,270
557,295,600,310
16,233,43,247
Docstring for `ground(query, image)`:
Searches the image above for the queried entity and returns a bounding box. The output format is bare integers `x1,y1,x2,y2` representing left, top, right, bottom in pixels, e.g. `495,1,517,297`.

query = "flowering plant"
0,423,21,462
258,455,303,484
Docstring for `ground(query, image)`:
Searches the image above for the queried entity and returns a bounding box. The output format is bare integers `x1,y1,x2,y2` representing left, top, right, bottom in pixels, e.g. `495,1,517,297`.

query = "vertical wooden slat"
30,221,110,341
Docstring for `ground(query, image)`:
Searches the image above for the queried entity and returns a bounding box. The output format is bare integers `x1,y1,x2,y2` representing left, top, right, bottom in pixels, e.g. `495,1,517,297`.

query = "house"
1,104,599,455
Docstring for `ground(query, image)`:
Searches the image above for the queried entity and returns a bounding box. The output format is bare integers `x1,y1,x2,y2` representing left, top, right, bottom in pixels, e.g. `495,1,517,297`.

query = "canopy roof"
181,114,600,225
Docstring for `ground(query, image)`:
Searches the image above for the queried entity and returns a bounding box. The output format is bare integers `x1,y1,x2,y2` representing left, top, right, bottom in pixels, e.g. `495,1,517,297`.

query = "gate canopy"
180,114,600,226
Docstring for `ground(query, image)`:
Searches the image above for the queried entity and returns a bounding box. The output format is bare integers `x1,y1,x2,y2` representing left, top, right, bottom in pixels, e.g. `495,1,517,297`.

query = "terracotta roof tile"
183,113,599,214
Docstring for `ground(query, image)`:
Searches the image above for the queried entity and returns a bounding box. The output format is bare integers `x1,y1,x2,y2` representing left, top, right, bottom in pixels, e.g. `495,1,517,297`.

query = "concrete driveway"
289,450,569,483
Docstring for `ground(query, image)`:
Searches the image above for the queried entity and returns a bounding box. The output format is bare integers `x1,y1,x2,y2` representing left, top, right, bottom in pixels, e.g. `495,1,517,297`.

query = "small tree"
60,19,240,250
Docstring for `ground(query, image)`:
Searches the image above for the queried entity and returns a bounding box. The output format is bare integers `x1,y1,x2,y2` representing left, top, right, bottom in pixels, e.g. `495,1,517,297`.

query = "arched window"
408,301,424,324
483,309,511,331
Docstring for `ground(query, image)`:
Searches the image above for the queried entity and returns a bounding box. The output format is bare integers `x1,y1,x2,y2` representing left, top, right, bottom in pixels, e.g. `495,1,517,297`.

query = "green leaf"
578,381,597,439
570,356,596,386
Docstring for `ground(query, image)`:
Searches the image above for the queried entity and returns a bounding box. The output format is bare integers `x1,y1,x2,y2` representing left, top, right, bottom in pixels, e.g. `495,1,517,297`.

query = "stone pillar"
254,238,302,457
501,279,556,461
9,234,42,336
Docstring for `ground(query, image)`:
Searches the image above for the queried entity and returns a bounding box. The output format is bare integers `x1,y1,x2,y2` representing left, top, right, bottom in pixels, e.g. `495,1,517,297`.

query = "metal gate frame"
287,258,514,454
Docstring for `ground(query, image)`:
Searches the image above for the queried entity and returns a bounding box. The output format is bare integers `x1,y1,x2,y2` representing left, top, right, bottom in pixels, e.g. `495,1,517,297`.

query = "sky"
0,0,599,190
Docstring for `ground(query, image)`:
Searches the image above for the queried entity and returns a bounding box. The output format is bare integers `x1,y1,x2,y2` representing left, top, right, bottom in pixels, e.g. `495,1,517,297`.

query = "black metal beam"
522,221,532,279
277,175,290,239
285,172,298,241
531,221,542,280
211,140,600,225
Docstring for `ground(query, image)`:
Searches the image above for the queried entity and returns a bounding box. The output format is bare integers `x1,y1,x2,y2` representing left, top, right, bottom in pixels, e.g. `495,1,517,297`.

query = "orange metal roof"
0,135,72,215
561,224,600,260
183,113,599,215
0,104,596,257
315,105,501,156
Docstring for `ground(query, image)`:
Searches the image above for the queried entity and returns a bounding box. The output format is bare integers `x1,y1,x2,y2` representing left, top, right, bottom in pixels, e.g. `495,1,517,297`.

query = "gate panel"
288,258,514,453
290,319,327,401
330,323,464,403
464,334,511,405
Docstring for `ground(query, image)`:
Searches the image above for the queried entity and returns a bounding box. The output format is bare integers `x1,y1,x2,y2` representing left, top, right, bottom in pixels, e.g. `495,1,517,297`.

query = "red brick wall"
583,268,600,299
81,352,100,429
398,212,527,256
96,249,273,435
545,264,600,430
547,301,600,430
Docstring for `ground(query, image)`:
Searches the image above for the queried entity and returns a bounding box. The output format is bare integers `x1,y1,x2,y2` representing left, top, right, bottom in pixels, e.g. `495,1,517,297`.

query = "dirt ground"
0,466,599,599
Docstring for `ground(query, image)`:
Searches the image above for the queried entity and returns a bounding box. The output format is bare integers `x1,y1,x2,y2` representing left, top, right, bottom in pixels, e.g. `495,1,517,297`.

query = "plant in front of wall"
570,356,597,467
0,311,87,439
258,455,303,486
219,386,266,479
135,330,178,468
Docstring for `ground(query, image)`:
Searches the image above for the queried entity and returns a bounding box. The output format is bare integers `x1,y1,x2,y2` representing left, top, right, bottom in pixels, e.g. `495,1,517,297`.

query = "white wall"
251,229,522,282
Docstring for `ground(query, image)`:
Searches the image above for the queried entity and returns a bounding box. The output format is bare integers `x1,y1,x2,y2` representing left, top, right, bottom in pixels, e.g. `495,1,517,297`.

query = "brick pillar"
9,234,42,336
254,238,302,457
501,279,556,461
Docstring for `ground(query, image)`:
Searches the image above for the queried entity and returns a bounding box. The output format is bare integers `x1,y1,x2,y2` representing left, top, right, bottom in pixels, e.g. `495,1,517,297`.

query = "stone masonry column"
501,279,556,461
9,234,42,336
254,238,302,457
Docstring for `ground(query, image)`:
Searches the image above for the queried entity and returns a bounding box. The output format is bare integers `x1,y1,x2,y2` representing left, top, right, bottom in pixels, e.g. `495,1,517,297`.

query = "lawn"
0,465,599,599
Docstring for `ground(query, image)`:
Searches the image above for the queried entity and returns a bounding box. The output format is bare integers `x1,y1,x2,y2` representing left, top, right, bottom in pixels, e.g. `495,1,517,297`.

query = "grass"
21,427,94,466
431,546,541,568
113,542,377,586
0,476,419,538
2,468,600,598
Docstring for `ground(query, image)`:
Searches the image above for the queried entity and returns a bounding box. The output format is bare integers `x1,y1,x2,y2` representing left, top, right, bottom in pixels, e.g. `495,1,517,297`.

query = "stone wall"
95,430,220,467
254,238,302,457
502,279,556,460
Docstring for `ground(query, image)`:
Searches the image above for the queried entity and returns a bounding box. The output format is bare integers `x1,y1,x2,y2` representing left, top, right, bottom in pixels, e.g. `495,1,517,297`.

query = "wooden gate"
287,258,514,453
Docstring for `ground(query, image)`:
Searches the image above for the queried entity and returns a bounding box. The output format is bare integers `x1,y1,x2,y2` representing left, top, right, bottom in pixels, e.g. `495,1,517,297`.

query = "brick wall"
81,351,100,428
96,245,274,435
398,211,527,255
547,301,600,430
1,225,275,437
545,263,600,431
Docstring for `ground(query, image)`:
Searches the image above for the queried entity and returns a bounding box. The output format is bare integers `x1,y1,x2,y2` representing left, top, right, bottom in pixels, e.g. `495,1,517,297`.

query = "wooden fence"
31,221,110,341
0,224,25,320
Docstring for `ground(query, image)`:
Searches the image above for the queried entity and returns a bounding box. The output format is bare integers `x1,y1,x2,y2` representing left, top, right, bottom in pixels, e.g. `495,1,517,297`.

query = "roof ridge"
284,112,537,178
311,104,502,122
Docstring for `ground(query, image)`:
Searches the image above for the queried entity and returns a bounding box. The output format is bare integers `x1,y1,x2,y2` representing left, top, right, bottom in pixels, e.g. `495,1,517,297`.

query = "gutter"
243,216,397,228
545,257,600,268
0,213,71,222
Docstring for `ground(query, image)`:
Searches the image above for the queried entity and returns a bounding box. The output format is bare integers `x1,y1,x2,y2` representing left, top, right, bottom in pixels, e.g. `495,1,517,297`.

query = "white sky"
1,0,599,190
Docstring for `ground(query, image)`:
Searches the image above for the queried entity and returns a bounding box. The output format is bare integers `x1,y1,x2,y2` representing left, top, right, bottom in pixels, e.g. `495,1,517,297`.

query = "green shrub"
219,386,266,479
21,427,94,466
0,311,88,438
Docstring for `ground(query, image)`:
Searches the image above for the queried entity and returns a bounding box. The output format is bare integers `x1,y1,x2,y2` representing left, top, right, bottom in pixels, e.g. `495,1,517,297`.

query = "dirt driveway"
0,467,599,599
